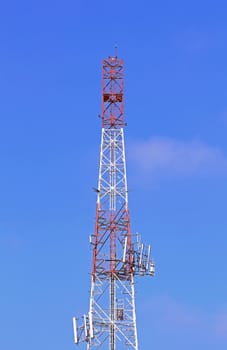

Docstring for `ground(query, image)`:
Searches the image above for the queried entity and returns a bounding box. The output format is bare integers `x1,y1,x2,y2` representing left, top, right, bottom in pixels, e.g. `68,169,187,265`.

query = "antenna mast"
73,55,155,350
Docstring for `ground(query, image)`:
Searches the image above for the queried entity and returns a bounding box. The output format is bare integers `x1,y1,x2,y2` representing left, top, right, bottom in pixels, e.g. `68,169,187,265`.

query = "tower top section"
102,56,124,128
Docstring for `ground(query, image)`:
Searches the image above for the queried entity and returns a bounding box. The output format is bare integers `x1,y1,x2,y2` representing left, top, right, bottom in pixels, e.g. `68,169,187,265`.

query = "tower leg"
110,275,116,350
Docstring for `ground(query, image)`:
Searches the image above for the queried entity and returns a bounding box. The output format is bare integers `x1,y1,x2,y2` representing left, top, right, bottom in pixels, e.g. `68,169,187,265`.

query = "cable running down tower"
72,55,155,350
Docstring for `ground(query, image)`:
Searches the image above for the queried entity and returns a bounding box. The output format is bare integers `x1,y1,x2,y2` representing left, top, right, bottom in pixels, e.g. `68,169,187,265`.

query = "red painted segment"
102,56,124,128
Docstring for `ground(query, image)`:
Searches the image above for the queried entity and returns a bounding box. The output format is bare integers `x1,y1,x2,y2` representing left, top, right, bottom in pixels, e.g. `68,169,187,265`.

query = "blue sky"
0,0,227,349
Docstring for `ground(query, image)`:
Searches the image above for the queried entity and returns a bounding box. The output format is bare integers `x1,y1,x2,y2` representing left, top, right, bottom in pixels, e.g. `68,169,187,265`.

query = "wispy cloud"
129,137,227,181
219,110,227,124
0,230,29,251
179,32,208,52
140,294,227,342
174,29,216,54
141,295,202,331
213,313,227,338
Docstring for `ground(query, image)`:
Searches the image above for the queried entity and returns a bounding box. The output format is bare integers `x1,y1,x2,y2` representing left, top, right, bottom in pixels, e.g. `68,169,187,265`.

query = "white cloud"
141,294,202,331
129,137,227,180
140,294,227,341
219,110,227,124
175,30,211,53
213,313,227,338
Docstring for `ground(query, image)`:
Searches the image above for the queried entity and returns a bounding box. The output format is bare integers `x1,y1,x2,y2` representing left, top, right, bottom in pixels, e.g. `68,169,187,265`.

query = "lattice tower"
72,56,155,350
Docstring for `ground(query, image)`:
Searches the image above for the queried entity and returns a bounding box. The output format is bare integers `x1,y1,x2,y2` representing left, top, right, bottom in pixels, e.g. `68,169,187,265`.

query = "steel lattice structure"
72,56,155,350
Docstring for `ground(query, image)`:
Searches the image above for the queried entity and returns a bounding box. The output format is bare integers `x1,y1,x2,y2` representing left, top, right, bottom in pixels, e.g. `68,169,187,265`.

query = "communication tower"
72,55,155,350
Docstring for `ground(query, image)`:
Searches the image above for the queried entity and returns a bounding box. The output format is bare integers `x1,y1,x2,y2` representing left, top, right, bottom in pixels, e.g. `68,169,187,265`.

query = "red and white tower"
72,56,155,350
